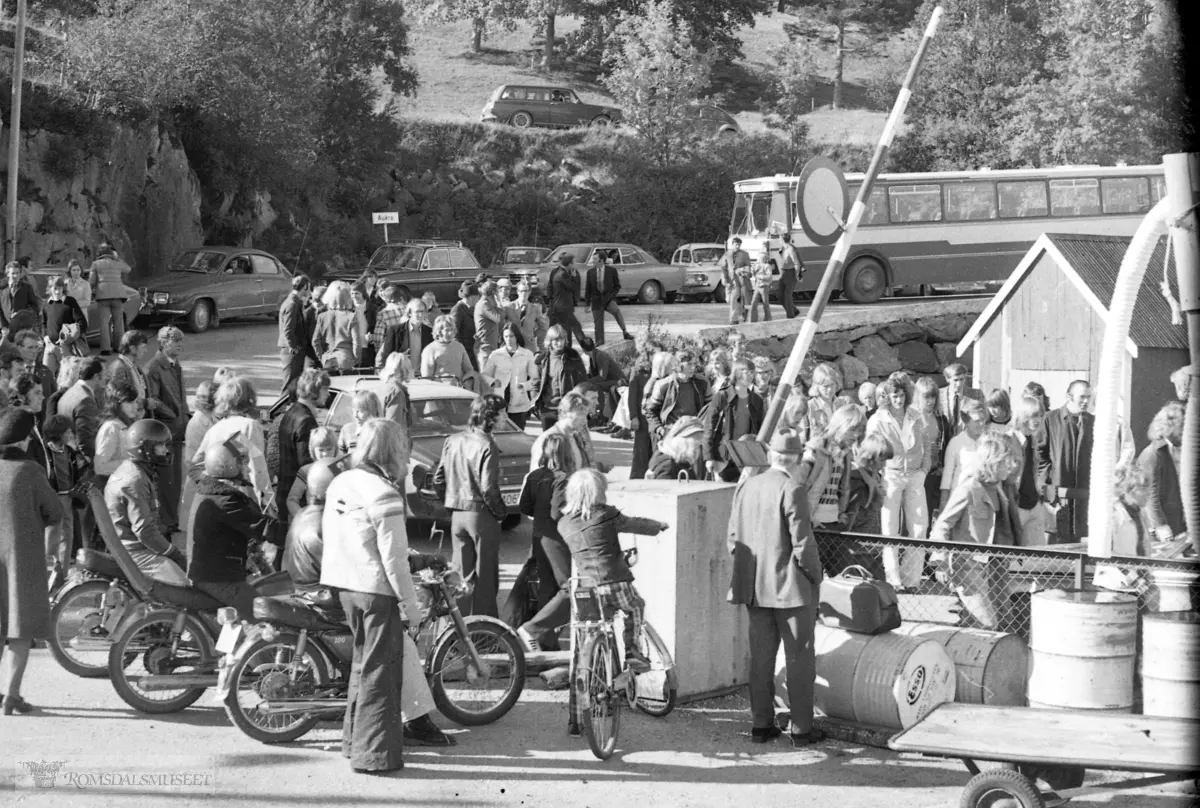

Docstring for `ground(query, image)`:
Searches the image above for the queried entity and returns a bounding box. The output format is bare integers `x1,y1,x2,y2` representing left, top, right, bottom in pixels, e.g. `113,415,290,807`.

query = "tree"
759,42,818,161
405,0,527,52
786,0,920,108
602,0,715,167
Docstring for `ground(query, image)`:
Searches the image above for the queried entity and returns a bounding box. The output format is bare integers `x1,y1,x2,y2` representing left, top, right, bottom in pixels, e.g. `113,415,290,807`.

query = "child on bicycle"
558,468,668,672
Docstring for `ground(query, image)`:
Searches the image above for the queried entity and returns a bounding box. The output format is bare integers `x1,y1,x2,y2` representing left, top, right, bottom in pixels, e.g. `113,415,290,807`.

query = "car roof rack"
383,239,463,247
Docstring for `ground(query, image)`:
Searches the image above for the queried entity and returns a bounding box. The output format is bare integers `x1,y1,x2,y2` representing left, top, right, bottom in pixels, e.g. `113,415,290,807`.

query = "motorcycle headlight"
216,607,238,626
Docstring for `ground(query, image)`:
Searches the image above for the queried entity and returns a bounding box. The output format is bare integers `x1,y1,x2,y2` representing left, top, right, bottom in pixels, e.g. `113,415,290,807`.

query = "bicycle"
567,541,678,761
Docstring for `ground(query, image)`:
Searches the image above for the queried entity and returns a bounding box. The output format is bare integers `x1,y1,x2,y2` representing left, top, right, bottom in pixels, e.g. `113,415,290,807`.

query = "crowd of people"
0,248,1193,766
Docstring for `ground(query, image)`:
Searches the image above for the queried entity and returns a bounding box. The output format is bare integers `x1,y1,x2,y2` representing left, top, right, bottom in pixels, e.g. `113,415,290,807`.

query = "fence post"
1074,554,1086,590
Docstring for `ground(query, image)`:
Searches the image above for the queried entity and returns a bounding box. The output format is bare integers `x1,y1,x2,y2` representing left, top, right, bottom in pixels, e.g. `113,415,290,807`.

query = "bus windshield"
731,192,773,236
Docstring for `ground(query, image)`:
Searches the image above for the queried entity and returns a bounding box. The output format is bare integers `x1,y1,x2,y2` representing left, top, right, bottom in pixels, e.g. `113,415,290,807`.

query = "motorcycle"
216,564,526,744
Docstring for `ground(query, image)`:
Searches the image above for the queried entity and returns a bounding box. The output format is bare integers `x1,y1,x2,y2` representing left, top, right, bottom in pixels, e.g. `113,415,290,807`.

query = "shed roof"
957,233,1188,358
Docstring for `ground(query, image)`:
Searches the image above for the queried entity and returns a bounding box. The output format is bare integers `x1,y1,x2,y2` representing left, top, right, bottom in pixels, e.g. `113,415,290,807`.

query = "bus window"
731,191,773,236
945,182,998,221
1150,176,1167,204
889,185,943,222
861,186,889,225
998,181,1049,218
1101,177,1150,214
1049,178,1101,217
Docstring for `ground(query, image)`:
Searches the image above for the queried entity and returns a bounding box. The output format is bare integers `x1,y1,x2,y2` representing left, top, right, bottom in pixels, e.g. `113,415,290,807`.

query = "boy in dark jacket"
187,438,283,620
557,468,667,671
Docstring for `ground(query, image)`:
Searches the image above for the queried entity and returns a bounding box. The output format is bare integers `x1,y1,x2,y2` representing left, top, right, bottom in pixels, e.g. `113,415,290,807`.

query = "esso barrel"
1141,610,1200,720
894,623,1028,706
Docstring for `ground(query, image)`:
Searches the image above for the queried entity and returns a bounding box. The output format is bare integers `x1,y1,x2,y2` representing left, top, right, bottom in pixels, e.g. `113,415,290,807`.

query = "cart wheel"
959,768,1046,808
1019,764,1085,792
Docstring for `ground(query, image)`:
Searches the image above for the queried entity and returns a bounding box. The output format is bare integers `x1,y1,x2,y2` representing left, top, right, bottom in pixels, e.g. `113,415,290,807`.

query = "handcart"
888,703,1200,807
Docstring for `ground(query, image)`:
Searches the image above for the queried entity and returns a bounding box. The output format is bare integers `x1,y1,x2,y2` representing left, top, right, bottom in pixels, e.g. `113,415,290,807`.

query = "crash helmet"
125,419,173,466
306,459,338,505
204,436,247,479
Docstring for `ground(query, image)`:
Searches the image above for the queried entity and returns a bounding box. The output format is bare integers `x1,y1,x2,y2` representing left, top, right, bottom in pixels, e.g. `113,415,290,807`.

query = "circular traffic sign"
795,157,848,247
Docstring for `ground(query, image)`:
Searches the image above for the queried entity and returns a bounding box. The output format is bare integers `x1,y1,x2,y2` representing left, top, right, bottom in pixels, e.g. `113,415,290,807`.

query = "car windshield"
504,248,550,265
170,250,226,273
545,246,588,264
367,246,424,271
326,391,520,436
692,247,725,263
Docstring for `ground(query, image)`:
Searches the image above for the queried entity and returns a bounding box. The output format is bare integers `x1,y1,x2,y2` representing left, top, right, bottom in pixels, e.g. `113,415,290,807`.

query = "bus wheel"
843,258,886,304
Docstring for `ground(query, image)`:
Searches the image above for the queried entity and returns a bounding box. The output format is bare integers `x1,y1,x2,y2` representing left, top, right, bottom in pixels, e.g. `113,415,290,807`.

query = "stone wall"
698,299,989,394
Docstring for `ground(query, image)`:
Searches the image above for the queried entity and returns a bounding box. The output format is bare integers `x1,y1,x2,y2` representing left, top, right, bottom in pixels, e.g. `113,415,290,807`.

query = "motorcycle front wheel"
49,579,138,678
223,633,331,744
108,609,215,714
428,616,525,726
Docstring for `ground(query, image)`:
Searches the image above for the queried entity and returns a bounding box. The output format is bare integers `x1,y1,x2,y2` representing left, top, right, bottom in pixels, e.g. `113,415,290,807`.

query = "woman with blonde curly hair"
189,377,271,512
1137,400,1185,544
797,403,866,528
420,313,476,388
807,362,843,437
313,281,361,370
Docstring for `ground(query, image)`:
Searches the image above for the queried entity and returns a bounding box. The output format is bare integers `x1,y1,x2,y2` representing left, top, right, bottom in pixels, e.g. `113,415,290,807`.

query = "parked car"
27,267,142,345
138,247,292,333
489,246,551,274
333,239,483,310
687,105,740,138
508,243,684,305
672,243,729,302
322,376,531,530
481,85,622,129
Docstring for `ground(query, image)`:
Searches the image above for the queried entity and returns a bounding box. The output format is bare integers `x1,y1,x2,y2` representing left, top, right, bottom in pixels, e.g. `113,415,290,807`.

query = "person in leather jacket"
105,419,188,585
432,394,507,618
186,438,284,620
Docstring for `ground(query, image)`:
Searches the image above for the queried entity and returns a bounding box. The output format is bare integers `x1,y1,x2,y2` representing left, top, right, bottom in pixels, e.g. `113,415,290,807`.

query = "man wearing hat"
727,429,825,746
88,243,132,356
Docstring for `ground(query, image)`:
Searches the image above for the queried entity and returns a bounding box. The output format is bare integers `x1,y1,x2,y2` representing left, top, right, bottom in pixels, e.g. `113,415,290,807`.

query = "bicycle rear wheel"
575,632,620,760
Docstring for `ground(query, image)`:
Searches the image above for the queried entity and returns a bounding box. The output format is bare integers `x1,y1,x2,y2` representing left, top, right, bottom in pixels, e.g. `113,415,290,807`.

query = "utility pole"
5,0,28,263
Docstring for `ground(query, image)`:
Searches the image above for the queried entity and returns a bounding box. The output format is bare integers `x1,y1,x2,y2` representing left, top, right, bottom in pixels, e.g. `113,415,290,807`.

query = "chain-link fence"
815,531,1200,643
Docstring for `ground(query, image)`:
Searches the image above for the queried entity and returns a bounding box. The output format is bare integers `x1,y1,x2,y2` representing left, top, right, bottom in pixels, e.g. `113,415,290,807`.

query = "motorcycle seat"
253,595,346,632
250,570,295,596
75,548,123,580
148,581,226,611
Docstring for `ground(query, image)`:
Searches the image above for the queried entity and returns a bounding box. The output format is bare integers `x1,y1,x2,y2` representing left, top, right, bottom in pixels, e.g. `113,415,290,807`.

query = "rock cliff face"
0,120,203,279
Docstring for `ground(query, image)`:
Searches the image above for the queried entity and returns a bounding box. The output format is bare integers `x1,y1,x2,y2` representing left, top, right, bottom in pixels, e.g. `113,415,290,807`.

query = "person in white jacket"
866,375,931,590
482,321,539,429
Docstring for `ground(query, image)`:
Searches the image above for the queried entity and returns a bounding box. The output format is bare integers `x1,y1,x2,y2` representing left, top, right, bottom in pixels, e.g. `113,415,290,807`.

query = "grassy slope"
390,11,895,148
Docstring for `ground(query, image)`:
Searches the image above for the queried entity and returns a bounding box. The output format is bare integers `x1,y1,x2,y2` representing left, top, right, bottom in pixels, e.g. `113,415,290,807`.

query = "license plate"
215,624,242,655
502,491,520,507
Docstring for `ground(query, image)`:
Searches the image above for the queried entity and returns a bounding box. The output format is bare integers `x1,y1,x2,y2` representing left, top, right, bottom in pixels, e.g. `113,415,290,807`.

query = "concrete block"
608,480,745,701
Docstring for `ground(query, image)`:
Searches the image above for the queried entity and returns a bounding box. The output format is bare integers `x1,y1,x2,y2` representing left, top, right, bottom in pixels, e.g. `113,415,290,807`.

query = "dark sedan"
140,247,293,333
481,85,622,129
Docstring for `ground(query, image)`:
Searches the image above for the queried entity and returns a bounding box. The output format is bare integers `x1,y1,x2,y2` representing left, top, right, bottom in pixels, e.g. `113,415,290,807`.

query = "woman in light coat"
313,282,361,371
94,380,145,486
321,418,422,773
191,377,271,511
483,321,538,429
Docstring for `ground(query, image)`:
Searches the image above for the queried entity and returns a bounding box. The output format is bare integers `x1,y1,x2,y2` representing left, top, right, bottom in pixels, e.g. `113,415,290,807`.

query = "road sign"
372,212,399,225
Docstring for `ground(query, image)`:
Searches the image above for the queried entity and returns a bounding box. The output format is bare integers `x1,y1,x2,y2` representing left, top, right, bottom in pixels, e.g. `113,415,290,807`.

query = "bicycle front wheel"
575,631,621,760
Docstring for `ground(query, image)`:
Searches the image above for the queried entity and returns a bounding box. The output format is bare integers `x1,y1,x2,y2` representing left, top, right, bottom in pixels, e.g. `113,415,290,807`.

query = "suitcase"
818,565,902,635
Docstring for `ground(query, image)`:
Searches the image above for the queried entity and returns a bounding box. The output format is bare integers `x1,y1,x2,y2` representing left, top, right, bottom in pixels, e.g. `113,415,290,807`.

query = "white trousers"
881,468,928,589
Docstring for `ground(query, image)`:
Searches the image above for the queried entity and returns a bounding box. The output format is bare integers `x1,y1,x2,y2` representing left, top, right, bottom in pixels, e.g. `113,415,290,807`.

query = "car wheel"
590,115,612,128
509,112,533,128
842,257,887,304
713,282,727,304
637,280,663,305
186,299,216,333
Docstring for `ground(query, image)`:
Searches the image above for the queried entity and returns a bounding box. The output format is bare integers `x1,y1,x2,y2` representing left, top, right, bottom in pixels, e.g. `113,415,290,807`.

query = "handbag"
818,565,901,635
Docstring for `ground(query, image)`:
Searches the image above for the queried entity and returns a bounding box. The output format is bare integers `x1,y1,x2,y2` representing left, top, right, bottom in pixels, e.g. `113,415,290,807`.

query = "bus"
729,164,1167,304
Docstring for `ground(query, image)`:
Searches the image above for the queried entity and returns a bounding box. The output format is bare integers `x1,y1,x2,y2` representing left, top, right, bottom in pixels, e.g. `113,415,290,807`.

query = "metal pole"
758,6,944,441
6,0,28,263
1162,153,1200,556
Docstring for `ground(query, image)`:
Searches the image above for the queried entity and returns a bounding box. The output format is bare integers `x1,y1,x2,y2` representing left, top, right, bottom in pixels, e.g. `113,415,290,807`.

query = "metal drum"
895,623,1028,706
1028,589,1137,712
1141,611,1200,720
776,625,955,730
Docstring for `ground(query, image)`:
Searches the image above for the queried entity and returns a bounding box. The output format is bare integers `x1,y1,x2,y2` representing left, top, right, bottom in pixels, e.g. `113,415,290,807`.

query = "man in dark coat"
0,408,65,714
547,254,586,345
727,430,824,745
144,326,190,532
450,282,481,372
703,360,765,482
578,337,626,429
377,312,434,375
1037,380,1094,543
938,363,986,438
12,329,55,419
276,368,328,531
56,357,105,458
0,262,41,342
534,327,588,430
584,253,632,345
273,274,316,418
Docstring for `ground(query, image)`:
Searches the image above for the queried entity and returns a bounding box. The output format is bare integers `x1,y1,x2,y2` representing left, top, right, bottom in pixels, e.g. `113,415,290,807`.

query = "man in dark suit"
450,282,481,372
938,363,985,437
276,368,328,534
1037,380,1094,543
727,430,825,746
547,254,586,346
55,357,105,458
378,299,434,374
703,360,765,482
584,252,632,345
272,274,315,419
145,326,189,532
577,337,626,430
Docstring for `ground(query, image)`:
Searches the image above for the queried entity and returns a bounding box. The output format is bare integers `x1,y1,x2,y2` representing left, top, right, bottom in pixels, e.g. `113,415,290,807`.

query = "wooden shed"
957,233,1189,452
